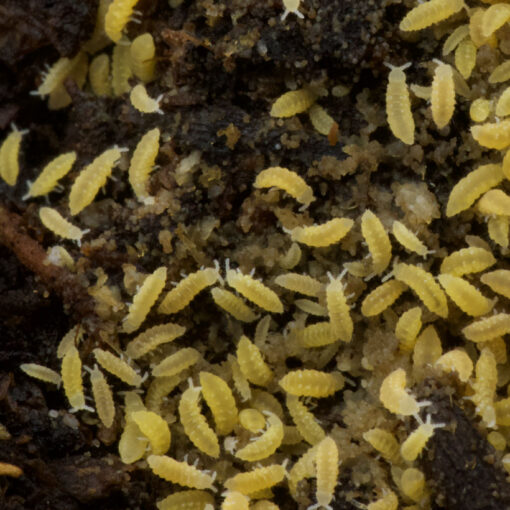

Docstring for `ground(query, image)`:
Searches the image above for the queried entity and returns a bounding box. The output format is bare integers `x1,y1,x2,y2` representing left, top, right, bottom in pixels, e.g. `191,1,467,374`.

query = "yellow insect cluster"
14,0,510,508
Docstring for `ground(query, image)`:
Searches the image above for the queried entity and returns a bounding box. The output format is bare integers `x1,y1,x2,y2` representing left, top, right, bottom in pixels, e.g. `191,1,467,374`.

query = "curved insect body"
89,365,115,428
152,348,201,378
130,84,163,114
308,104,338,137
39,207,88,243
362,428,400,463
228,354,251,402
443,24,469,56
270,87,316,117
254,166,315,207
393,263,448,318
477,189,510,215
61,346,88,411
482,3,510,38
326,274,353,342
472,119,510,150
222,491,249,510
275,273,323,297
286,395,325,445
147,454,215,490
366,490,398,510
289,443,319,495
431,61,455,129
0,127,26,186
311,436,339,510
125,322,186,359
235,413,284,461
131,410,171,455
25,151,76,198
399,0,465,32
237,335,273,387
93,348,142,386
440,247,496,276
112,40,133,96
496,86,510,117
379,368,420,416
105,0,141,42
470,98,491,123
68,147,122,215
128,127,160,202
118,392,148,464
487,216,509,248
480,269,510,299
158,266,220,314
224,464,286,495
288,218,354,248
400,414,445,461
413,325,443,370
455,38,476,79
435,349,473,382
20,363,61,386
130,33,156,82
396,306,422,353
385,63,414,145
361,279,407,317
239,408,266,433
361,210,392,275
156,490,214,510
400,468,425,503
123,266,167,333
210,287,258,323
471,348,498,427
199,371,238,435
145,375,181,414
280,242,302,269
489,60,510,84
299,321,337,348
462,313,510,342
89,54,111,96
392,221,430,257
279,370,344,398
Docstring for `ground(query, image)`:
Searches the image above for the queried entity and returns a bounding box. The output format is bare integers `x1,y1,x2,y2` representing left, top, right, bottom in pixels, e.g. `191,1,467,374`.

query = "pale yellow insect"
128,127,160,202
111,40,132,96
228,354,251,401
222,491,249,510
25,152,76,198
442,24,469,55
125,322,186,359
179,385,220,457
118,392,148,464
472,119,510,150
280,242,301,269
224,465,286,495
299,321,337,348
496,87,510,118
145,375,181,414
82,0,112,54
130,33,156,82
131,410,171,455
46,245,75,269
399,0,465,31
487,216,509,248
57,325,83,358
147,455,215,490
482,3,510,37
379,368,420,416
254,166,315,207
288,443,319,495
281,0,304,21
61,346,88,411
210,287,258,322
392,221,429,257
270,87,316,117
35,53,84,97
123,266,167,333
438,273,493,317
440,246,496,276
274,273,322,297
360,280,407,317
39,207,87,243
105,0,140,42
93,348,142,386
239,408,266,432
396,306,422,353
130,84,163,114
366,491,398,510
362,428,400,463
199,371,238,435
431,61,455,129
446,163,503,216
400,468,425,502
477,189,510,215
295,299,328,317
326,274,353,342
237,335,273,387
0,127,25,186
89,365,115,428
455,38,476,79
489,60,510,84
469,98,491,123
68,147,122,215
480,269,510,299
286,395,325,445
472,348,498,426
400,415,444,462
152,347,201,377
89,54,111,96
251,501,280,510
462,313,510,342
20,363,61,386
156,490,214,510
308,104,338,137
361,210,392,275
158,266,219,314
482,336,507,365
410,84,431,100
413,325,443,370
288,218,354,248
435,349,473,382
385,63,414,145
487,431,507,451
310,436,338,510
393,263,448,318
279,369,344,398
236,414,284,461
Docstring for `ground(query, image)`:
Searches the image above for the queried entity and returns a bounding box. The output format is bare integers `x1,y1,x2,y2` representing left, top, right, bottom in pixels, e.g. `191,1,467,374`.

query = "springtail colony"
5,0,510,508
